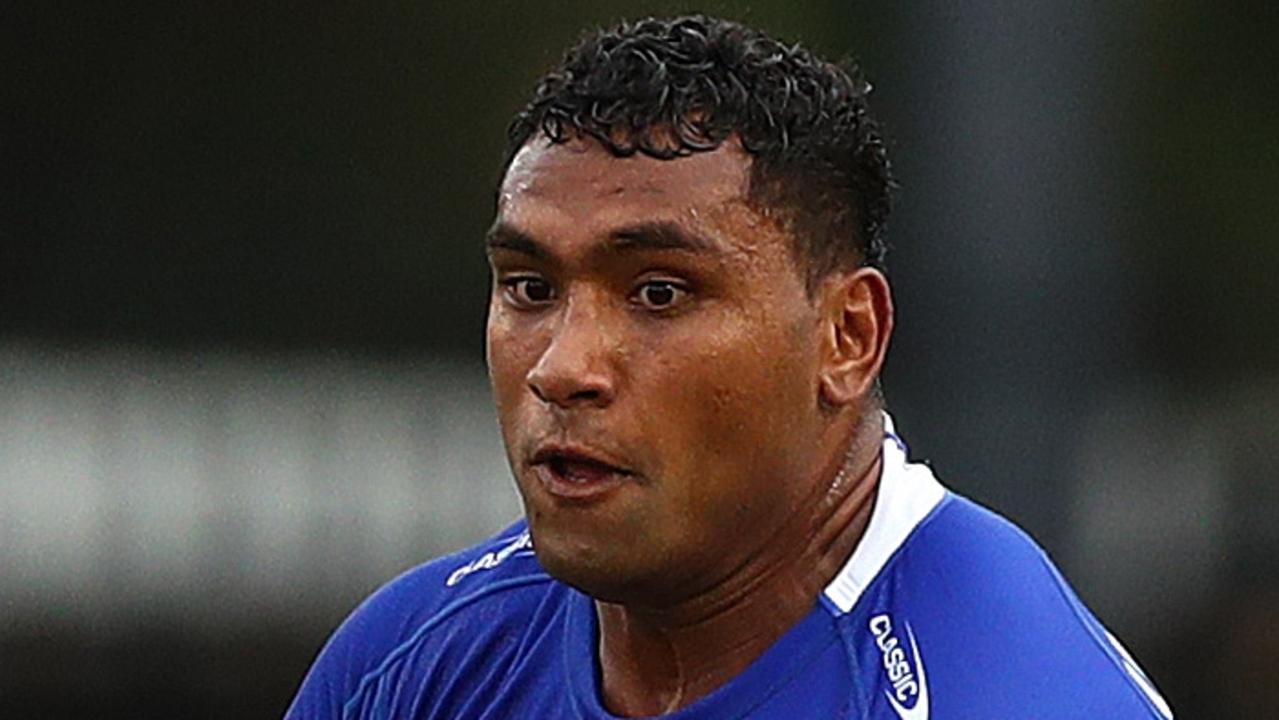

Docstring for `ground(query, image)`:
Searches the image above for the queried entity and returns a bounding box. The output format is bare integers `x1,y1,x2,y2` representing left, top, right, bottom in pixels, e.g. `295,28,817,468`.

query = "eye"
501,276,556,307
631,280,689,311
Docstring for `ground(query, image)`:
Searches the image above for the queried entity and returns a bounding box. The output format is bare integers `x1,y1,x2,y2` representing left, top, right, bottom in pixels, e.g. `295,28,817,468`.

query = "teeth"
552,457,612,483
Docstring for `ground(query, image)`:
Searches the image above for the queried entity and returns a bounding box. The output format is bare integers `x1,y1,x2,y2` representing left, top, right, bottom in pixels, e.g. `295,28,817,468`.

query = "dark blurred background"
2,2,1276,718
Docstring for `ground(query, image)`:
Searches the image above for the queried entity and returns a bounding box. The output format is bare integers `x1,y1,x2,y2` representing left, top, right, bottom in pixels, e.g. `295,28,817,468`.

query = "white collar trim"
821,412,947,615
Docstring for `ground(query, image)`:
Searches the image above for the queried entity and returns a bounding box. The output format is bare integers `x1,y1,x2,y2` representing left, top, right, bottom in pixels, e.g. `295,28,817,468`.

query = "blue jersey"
286,417,1173,719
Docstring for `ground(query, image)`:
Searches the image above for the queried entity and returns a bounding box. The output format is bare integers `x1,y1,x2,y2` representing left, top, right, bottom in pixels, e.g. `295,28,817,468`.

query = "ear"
817,267,894,408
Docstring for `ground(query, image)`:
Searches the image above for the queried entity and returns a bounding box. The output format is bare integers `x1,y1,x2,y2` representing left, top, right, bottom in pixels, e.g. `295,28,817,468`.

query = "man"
286,15,1172,719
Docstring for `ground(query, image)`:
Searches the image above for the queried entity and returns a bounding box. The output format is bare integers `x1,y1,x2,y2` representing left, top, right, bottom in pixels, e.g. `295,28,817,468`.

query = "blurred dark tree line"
0,2,884,355
4,2,1273,367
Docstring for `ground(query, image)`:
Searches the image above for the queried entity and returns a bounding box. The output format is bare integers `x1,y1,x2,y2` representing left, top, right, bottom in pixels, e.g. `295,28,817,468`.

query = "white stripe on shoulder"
822,412,947,614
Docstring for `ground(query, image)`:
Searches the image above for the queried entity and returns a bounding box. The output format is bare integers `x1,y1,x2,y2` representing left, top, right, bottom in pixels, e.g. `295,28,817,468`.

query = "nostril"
529,380,605,408
529,380,550,403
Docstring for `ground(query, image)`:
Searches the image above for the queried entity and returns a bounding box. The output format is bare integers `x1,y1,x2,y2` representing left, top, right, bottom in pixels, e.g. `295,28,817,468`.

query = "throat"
595,593,803,717
594,452,881,717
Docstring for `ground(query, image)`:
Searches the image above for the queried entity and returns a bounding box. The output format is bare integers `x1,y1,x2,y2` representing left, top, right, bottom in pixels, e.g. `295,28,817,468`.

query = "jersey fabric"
286,415,1173,719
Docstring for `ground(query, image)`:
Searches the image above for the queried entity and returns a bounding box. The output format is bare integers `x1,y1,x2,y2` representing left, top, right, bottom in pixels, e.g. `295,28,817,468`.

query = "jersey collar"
821,412,948,615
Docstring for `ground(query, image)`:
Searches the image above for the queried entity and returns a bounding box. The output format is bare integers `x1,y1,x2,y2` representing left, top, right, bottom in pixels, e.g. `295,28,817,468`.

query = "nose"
526,293,617,409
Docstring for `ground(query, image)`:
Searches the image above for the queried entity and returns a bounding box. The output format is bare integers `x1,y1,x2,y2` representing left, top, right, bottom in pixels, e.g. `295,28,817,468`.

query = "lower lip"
531,462,630,501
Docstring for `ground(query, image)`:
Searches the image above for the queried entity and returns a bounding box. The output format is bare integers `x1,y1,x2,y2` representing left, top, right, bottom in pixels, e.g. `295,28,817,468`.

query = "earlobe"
817,268,893,408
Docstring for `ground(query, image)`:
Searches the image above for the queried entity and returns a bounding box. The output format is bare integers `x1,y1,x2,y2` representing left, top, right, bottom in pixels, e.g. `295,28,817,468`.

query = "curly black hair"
503,14,893,283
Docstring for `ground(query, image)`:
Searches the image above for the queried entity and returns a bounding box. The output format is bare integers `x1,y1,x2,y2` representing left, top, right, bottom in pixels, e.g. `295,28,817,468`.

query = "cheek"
640,314,819,492
486,312,538,421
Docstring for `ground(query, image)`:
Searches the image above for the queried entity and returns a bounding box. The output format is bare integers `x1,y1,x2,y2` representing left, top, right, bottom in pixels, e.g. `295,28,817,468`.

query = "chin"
528,521,652,603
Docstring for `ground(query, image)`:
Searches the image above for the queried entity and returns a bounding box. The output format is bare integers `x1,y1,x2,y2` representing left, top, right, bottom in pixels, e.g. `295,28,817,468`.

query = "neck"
595,416,884,717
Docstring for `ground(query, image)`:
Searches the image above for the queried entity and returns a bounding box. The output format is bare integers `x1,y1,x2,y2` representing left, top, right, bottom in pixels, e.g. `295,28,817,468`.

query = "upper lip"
530,443,634,475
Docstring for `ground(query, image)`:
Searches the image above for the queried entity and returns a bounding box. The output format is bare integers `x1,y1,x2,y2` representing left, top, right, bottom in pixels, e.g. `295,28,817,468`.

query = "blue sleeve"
283,521,533,719
283,555,461,720
866,498,1173,719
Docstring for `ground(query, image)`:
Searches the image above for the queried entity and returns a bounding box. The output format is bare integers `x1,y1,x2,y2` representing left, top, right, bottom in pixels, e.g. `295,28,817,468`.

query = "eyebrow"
609,221,717,253
485,220,718,261
485,224,547,260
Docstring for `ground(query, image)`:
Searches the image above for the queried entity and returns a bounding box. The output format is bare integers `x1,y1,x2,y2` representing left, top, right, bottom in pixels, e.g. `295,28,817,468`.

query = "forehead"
497,137,759,243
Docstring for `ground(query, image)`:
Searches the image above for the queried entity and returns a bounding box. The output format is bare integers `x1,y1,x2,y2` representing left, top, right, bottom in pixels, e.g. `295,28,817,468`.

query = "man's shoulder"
903,492,1065,591
285,520,562,719
861,494,1173,718
895,493,1123,629
423,519,545,595
847,490,1092,648
336,518,552,657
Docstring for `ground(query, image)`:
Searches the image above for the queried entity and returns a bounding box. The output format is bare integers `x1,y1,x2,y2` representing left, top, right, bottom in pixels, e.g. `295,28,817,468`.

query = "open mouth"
530,447,633,500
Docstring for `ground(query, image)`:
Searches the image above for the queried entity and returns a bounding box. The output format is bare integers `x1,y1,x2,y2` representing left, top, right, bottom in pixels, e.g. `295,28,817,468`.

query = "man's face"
486,136,830,604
